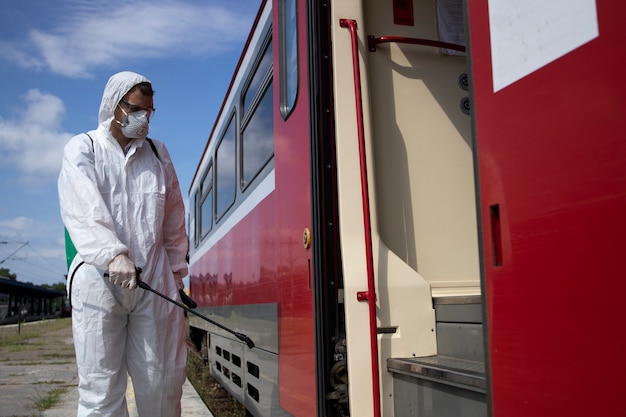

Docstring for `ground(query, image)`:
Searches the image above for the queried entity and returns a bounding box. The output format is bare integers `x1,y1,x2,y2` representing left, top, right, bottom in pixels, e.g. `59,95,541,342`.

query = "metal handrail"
339,18,381,417
368,35,466,53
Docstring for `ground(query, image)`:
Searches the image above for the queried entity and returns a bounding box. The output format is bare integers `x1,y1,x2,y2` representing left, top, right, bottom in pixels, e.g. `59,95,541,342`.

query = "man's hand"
108,253,138,290
173,270,185,291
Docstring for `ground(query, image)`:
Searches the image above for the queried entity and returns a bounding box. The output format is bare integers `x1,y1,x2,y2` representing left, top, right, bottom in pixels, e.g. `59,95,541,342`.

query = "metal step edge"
387,355,486,393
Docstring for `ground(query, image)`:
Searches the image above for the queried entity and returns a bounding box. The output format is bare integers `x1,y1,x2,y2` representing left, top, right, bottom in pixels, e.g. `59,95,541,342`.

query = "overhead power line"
0,241,28,264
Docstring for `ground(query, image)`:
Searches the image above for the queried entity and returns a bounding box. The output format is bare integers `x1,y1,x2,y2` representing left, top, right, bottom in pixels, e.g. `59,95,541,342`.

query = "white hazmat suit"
58,72,188,417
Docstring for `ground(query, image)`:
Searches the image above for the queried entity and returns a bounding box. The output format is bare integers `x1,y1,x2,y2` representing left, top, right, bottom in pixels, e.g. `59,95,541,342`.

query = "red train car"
186,1,626,416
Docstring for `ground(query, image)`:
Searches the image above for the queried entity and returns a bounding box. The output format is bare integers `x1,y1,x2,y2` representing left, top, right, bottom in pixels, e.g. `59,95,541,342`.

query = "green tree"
41,282,66,292
0,268,17,281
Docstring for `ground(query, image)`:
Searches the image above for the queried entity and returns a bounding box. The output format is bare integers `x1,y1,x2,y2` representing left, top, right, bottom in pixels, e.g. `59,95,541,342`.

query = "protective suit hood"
98,71,150,125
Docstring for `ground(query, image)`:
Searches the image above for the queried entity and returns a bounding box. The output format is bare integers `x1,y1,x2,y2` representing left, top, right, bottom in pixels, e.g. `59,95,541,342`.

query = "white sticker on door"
488,0,598,92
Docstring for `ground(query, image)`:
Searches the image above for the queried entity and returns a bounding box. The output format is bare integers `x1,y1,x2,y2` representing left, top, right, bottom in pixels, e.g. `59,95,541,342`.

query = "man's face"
112,89,155,139
116,89,155,120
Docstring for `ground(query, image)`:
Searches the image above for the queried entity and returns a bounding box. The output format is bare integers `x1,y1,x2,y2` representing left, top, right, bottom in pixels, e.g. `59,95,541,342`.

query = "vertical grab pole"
339,18,381,417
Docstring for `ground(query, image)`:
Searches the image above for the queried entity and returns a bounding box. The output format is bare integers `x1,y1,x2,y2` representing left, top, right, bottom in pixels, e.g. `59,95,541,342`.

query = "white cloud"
0,40,45,71
0,218,44,253
0,89,72,184
13,0,254,78
0,216,37,233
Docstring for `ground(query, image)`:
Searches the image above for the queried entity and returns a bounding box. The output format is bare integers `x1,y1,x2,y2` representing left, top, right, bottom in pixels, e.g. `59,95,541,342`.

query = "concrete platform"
40,377,213,417
0,319,213,417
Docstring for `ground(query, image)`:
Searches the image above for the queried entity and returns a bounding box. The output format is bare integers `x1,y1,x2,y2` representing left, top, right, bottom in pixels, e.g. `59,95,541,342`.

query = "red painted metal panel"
189,1,316,414
272,1,316,415
469,1,626,416
189,198,279,308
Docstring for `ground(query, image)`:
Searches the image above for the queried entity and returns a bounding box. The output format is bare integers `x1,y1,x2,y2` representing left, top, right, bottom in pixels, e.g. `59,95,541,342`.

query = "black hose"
104,268,255,349
136,278,255,349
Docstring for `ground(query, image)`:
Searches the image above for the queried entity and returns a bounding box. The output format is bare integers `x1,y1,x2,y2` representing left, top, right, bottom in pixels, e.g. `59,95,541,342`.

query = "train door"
271,0,317,415
468,1,626,415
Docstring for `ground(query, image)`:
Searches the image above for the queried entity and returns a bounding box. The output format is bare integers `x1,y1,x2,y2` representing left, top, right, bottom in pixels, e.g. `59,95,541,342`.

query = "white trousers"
69,262,187,417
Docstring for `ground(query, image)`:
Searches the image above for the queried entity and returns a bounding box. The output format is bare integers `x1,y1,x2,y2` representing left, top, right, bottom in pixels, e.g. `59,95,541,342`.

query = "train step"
434,295,484,362
386,295,487,416
387,355,485,393
388,355,487,417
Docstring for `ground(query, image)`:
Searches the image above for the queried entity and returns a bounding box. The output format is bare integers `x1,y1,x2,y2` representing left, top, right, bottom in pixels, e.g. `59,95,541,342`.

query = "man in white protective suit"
58,71,188,417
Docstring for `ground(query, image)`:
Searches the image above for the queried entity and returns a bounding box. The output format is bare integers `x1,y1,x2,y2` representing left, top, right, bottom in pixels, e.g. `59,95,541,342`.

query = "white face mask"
117,106,149,139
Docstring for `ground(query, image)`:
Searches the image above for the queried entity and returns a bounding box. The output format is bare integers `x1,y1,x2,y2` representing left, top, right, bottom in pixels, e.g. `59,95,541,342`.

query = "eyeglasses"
120,99,156,118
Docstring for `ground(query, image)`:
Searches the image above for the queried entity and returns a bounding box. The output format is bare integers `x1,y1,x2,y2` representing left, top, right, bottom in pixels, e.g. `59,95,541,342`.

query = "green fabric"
64,228,77,270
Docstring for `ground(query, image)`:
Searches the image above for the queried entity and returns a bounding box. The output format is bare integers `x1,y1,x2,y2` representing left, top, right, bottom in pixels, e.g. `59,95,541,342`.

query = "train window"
279,0,298,119
243,41,272,116
191,193,198,247
242,82,274,188
200,164,213,239
242,38,274,189
216,114,237,220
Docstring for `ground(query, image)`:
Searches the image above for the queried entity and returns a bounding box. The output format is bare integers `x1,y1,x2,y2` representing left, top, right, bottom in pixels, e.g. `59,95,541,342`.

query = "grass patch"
6,341,45,352
186,354,248,417
0,332,39,348
6,361,44,366
33,387,68,411
0,318,71,348
42,352,75,359
34,380,66,385
6,360,73,366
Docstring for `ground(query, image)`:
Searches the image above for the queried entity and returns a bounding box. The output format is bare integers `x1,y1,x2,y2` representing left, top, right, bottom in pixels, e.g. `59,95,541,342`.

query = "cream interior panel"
365,0,480,295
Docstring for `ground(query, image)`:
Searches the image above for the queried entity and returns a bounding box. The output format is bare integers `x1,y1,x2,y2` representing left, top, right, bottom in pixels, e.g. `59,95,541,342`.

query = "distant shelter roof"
0,277,65,299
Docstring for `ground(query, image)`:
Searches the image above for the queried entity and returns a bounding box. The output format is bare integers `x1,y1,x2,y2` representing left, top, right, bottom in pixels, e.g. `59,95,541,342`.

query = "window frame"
199,161,214,241
215,111,238,223
240,33,275,192
278,0,298,119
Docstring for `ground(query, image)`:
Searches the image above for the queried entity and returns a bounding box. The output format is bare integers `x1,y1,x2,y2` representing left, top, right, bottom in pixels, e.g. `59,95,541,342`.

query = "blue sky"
0,0,261,286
